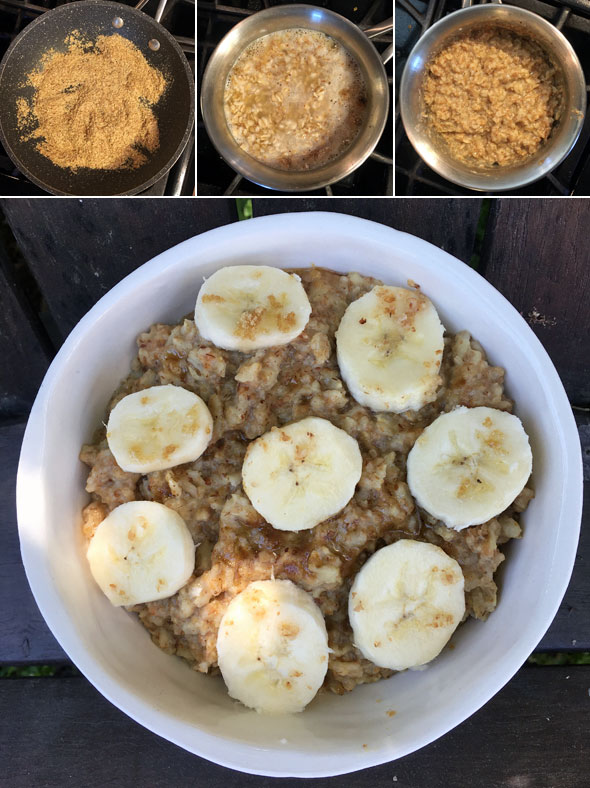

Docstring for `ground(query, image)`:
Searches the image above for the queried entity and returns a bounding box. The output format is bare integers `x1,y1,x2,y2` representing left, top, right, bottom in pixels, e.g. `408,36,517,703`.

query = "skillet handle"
361,17,393,39
361,17,393,65
380,44,393,65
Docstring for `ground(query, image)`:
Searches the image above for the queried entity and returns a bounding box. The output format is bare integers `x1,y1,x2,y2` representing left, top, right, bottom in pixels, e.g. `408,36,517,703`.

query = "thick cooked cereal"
80,268,533,694
422,27,563,168
223,29,367,171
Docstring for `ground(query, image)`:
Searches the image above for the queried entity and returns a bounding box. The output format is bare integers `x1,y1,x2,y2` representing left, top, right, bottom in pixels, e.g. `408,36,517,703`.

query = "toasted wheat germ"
16,32,167,171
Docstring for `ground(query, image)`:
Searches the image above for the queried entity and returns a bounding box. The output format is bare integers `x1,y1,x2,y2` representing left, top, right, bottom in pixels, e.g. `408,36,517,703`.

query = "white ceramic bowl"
17,212,582,778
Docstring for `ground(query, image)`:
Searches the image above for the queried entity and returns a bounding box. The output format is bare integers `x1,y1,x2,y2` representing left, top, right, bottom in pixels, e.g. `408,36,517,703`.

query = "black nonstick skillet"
0,0,194,195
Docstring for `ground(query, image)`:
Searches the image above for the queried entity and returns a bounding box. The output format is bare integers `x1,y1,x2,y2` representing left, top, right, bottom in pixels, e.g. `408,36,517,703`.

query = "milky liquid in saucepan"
223,28,368,171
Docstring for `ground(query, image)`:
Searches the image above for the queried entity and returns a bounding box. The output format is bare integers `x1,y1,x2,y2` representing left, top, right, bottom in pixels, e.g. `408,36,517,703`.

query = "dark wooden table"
1,198,588,787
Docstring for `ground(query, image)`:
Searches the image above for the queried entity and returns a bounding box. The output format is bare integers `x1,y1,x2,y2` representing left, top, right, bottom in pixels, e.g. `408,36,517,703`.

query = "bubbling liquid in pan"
223,28,368,171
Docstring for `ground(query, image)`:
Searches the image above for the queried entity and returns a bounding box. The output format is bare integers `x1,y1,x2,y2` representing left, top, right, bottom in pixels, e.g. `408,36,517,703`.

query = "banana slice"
86,501,195,606
107,384,213,474
195,265,312,352
241,416,363,531
217,579,329,714
349,540,465,671
335,286,445,413
407,406,533,530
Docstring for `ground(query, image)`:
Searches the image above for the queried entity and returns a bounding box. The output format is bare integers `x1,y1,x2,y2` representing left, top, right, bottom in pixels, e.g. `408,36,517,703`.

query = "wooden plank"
0,246,51,418
480,199,590,404
536,410,588,650
252,198,484,264
0,421,67,663
538,467,590,650
1,666,587,787
0,198,238,343
1,416,587,664
539,410,589,649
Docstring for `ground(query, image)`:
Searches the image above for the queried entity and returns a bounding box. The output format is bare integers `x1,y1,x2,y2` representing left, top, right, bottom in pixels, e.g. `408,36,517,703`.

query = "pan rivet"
112,17,124,28
149,39,160,51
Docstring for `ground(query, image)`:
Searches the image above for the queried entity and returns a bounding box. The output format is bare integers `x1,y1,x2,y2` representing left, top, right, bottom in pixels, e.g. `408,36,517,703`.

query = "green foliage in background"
0,665,81,678
528,652,590,666
1,665,57,677
236,199,253,221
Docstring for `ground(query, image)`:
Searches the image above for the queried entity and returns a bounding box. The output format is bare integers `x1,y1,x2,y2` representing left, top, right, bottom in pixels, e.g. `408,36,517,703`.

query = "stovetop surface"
0,0,195,196
197,0,393,196
395,0,590,196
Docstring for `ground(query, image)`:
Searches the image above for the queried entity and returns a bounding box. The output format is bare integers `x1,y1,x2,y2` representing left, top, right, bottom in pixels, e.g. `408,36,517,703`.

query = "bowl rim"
399,4,587,192
17,212,583,777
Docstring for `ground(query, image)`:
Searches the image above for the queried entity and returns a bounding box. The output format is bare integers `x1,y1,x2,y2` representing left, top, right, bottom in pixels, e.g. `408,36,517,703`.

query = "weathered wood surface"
537,407,588,650
0,198,238,342
252,198,484,264
1,667,587,787
481,199,590,405
0,422,67,664
0,247,51,418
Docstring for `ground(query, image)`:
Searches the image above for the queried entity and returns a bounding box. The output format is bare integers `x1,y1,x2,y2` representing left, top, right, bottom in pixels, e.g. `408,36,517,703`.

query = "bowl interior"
17,213,582,777
200,5,390,191
400,6,587,192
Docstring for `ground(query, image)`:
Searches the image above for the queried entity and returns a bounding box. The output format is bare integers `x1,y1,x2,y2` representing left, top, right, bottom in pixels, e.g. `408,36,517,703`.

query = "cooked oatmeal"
422,26,564,168
223,29,368,171
80,268,533,695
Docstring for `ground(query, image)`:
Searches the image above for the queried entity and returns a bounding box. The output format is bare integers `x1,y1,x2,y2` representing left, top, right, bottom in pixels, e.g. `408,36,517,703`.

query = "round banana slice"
241,416,363,532
335,286,445,413
107,384,213,474
86,501,195,606
349,540,465,671
217,579,329,714
195,265,312,352
407,406,533,530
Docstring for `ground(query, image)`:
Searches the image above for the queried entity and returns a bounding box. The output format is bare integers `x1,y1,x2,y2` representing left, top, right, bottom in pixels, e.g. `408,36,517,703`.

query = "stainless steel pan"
200,4,392,192
399,4,586,192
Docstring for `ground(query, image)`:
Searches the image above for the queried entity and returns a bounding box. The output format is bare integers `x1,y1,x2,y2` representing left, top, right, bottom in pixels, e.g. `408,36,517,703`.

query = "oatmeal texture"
422,27,563,168
223,29,367,171
80,269,533,695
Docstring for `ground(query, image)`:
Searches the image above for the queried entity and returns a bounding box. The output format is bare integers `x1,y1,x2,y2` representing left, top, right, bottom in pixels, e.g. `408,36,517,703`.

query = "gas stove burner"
395,0,590,196
0,0,195,196
197,0,393,196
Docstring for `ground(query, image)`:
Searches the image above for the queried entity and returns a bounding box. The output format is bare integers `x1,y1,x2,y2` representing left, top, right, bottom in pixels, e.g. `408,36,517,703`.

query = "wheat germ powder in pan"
16,32,167,171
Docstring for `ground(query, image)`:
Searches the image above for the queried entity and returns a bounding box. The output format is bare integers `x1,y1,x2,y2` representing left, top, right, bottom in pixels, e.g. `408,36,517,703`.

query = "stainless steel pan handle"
361,17,393,64
380,44,393,64
361,17,393,38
